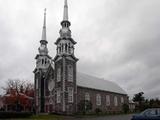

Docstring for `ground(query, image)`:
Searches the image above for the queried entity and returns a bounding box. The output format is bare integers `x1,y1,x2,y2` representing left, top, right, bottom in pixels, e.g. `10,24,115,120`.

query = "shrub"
0,111,32,118
78,100,92,114
122,103,129,113
95,108,102,114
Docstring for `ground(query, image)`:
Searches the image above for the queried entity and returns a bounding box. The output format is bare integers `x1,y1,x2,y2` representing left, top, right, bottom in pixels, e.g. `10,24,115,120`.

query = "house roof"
77,72,127,95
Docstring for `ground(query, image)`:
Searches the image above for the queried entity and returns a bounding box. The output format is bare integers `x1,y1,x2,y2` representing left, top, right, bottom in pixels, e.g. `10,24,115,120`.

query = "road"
66,114,133,120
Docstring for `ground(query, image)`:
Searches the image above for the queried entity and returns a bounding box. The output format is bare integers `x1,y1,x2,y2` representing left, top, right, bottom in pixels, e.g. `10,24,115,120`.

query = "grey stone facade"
77,86,128,113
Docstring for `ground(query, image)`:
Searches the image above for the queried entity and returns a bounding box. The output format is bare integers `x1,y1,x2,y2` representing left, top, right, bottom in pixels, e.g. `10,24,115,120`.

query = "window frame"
121,97,124,104
68,87,73,103
114,96,118,106
106,95,110,106
67,65,73,82
56,89,61,103
96,94,101,106
57,67,61,82
85,92,90,101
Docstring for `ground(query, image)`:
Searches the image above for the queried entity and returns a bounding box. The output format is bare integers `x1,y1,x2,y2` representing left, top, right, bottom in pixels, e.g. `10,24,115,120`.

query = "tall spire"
63,0,68,21
39,8,48,55
41,8,47,40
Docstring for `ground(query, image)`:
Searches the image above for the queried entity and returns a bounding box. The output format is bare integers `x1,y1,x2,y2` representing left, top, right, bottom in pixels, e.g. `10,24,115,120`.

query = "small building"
2,89,33,112
0,96,4,110
129,100,136,112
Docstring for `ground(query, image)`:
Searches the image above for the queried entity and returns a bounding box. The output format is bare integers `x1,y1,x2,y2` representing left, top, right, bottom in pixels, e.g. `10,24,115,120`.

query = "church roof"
77,72,127,95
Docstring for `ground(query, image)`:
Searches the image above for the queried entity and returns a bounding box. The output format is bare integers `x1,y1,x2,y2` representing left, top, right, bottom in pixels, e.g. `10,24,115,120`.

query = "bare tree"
2,79,33,95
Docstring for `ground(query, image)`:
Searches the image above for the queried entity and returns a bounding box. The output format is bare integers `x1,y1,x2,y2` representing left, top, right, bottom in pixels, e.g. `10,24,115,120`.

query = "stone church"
34,0,128,114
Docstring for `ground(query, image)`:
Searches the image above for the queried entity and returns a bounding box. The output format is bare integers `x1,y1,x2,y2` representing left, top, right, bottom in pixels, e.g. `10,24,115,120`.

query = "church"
33,0,128,114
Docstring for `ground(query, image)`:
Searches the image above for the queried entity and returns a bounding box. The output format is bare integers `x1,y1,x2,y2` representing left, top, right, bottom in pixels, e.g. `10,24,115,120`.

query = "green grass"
7,113,135,120
29,114,63,120
10,114,64,120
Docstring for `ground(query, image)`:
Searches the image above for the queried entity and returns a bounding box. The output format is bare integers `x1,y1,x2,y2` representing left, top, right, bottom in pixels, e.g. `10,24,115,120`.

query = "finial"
41,8,47,40
63,0,68,21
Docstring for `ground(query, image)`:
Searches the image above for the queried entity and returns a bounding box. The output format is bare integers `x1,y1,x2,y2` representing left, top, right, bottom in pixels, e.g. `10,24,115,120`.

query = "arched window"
57,68,61,82
96,94,101,106
85,93,90,101
106,95,110,106
56,89,61,103
62,44,64,53
59,43,61,54
121,97,124,104
59,46,61,53
45,58,47,64
65,43,67,52
70,46,73,54
68,43,71,54
114,96,118,106
68,65,73,82
42,59,44,65
68,87,73,103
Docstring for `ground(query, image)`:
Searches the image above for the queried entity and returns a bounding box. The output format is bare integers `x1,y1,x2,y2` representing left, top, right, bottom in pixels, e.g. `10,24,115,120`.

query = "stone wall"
77,86,128,113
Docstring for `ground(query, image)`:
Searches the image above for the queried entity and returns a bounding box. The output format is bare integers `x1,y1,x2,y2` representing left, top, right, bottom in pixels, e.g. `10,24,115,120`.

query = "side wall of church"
77,86,128,113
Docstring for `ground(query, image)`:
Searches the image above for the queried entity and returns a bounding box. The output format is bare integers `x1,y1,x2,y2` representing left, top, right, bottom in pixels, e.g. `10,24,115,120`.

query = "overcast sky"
0,0,160,99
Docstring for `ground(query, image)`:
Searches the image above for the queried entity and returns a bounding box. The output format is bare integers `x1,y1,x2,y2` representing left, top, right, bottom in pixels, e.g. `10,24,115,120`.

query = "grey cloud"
0,0,160,98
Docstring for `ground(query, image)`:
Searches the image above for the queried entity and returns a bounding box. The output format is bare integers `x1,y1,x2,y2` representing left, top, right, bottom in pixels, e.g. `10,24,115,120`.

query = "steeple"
61,0,70,27
34,9,51,113
55,0,77,56
63,0,68,21
39,8,48,55
54,0,78,114
42,8,47,40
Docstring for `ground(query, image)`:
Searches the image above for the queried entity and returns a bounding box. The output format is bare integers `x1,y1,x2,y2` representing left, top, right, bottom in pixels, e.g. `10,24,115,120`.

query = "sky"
0,0,160,99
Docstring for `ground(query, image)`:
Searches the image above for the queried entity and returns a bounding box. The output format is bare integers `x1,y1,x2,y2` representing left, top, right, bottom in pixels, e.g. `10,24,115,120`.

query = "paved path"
67,114,133,120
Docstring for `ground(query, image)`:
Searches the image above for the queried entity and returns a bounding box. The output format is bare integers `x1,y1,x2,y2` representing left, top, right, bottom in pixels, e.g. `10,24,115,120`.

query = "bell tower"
54,0,78,114
34,9,51,113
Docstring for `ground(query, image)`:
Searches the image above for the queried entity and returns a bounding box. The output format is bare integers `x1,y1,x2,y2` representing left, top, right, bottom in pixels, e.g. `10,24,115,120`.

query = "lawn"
11,114,66,120
29,114,64,120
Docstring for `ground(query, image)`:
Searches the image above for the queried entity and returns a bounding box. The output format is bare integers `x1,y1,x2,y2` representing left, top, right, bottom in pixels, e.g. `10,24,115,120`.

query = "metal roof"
77,72,127,95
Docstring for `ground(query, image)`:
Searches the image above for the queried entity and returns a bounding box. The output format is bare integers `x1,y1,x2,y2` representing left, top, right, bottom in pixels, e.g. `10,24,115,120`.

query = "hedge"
0,111,32,118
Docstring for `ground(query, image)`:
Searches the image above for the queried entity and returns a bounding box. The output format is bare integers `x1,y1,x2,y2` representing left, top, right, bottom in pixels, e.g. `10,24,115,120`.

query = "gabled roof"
44,62,54,79
77,72,127,95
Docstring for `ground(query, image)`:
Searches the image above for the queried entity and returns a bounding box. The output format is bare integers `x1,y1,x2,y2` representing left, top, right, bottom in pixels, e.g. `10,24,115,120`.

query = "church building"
33,0,128,114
